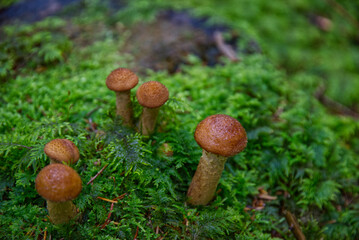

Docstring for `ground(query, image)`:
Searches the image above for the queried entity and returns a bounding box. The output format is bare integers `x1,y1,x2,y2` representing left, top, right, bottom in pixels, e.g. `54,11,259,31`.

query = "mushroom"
106,68,139,126
187,114,247,205
35,164,82,224
136,81,169,136
44,139,80,165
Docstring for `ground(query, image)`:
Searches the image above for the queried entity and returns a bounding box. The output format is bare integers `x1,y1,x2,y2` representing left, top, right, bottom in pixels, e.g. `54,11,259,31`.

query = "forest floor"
0,0,358,239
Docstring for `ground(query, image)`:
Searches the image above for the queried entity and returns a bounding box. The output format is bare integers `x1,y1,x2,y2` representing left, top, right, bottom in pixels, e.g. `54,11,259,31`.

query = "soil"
0,1,261,74
123,10,261,74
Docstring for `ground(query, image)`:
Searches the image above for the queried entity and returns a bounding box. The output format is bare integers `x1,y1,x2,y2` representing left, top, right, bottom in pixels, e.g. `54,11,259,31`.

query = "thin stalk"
139,107,160,136
187,150,227,205
115,90,134,127
47,200,78,224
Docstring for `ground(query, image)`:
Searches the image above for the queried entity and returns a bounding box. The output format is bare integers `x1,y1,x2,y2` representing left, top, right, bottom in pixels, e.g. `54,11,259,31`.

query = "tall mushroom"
35,164,82,224
44,139,80,165
136,81,169,136
187,114,247,205
106,68,139,126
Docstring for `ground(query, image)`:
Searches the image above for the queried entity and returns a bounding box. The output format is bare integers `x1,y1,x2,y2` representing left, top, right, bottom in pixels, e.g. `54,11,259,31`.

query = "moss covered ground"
1,0,359,239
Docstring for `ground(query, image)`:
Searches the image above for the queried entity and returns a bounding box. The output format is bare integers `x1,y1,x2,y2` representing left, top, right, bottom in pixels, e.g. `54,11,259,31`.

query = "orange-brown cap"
106,68,139,92
44,139,80,164
136,81,169,108
194,114,247,157
35,164,82,202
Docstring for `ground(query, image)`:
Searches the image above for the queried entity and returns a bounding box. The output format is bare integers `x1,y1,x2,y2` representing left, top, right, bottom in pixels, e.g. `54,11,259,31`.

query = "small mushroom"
44,139,80,165
106,68,139,126
136,81,169,136
35,164,82,224
187,114,247,205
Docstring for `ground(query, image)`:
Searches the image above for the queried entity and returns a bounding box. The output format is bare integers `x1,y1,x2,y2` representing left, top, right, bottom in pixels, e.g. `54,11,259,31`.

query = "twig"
326,0,359,31
283,209,306,240
86,106,101,118
0,142,33,149
156,231,168,240
43,227,47,240
112,193,128,201
96,193,128,203
100,202,115,229
25,228,34,236
133,226,139,240
315,86,359,119
97,196,118,203
213,31,240,62
87,164,109,185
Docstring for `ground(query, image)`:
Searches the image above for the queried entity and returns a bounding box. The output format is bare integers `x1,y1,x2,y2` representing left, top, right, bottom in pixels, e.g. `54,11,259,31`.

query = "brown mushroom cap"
44,139,80,164
106,68,139,92
35,164,82,202
194,114,247,157
136,81,169,108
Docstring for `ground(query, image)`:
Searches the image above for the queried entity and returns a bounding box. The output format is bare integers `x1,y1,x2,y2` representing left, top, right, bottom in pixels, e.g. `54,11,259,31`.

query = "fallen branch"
283,209,306,240
213,31,240,62
87,164,109,185
326,0,359,31
315,86,359,119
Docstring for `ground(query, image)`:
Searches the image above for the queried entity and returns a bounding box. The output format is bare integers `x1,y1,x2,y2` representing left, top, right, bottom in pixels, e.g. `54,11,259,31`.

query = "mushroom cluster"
32,63,250,230
105,68,248,205
106,68,169,135
35,139,83,224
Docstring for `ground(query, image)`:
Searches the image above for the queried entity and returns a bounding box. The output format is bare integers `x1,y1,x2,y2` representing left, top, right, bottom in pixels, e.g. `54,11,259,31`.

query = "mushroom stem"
187,150,227,205
49,159,58,164
139,107,160,136
47,200,78,224
115,90,134,126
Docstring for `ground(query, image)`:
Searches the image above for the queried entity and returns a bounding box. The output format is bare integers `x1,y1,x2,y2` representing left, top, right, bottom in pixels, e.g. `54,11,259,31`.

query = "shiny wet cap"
106,68,139,92
194,114,247,157
136,81,169,108
35,164,82,202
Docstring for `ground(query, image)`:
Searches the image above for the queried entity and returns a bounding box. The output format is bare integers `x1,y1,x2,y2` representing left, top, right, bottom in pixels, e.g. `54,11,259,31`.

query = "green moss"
114,0,359,109
1,1,359,239
0,0,18,9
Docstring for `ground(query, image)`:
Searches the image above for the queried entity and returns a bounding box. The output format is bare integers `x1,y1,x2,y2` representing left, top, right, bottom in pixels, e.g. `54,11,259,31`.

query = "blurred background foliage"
0,0,358,239
117,0,359,110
